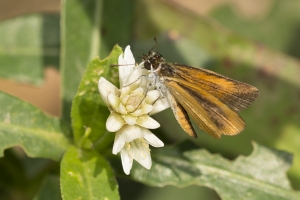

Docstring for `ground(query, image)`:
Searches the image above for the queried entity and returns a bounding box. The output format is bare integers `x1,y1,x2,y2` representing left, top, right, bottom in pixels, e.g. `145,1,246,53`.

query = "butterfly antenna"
154,36,158,53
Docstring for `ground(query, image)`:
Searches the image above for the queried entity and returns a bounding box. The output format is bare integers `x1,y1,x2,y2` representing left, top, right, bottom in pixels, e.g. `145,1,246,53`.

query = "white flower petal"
131,141,152,169
149,97,170,115
122,66,143,88
119,68,134,88
141,104,153,115
132,87,144,96
125,105,136,113
106,112,125,132
131,109,142,116
122,114,137,125
123,45,135,66
145,90,160,104
116,125,144,143
120,148,133,175
118,55,126,65
118,104,127,114
112,131,126,154
107,93,120,110
98,77,119,106
120,80,142,98
121,94,129,105
136,115,160,129
143,129,164,147
130,139,147,159
118,46,135,86
137,154,152,170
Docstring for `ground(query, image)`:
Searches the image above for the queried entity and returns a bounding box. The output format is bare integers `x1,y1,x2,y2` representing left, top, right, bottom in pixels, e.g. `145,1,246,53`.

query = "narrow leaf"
130,141,299,200
71,45,122,150
60,146,119,200
0,92,71,161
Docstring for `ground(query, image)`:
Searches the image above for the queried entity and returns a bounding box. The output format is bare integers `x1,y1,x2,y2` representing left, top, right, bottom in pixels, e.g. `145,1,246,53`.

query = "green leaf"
0,92,71,161
60,146,119,200
0,14,60,84
61,0,133,122
71,45,121,150
33,175,62,200
130,141,299,200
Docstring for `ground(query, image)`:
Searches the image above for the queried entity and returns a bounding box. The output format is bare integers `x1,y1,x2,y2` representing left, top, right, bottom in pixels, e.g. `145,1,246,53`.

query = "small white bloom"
98,45,169,175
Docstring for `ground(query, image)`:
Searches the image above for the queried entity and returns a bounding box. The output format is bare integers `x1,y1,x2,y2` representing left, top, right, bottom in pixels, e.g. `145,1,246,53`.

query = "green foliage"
60,146,119,200
129,141,299,200
0,92,71,161
71,45,121,150
0,0,300,199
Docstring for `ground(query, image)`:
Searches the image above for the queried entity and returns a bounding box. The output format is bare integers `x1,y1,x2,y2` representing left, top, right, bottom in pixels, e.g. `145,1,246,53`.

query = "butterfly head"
143,51,165,71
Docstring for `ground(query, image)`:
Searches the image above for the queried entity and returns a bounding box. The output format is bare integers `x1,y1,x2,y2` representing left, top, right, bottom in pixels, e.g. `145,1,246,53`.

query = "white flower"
98,45,170,174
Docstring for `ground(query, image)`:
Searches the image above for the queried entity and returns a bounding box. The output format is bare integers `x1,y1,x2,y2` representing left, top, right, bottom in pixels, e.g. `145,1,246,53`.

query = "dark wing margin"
164,64,259,112
165,80,245,138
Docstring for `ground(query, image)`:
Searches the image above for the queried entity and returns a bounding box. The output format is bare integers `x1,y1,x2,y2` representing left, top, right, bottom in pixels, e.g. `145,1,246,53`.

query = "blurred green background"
0,0,300,199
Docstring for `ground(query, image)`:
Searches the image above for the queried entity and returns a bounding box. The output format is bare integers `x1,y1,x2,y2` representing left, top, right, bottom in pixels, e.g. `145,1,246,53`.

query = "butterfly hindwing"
166,91,197,138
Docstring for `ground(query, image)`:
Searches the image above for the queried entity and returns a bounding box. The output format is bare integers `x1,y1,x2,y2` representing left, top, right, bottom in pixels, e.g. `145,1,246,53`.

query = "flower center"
125,93,144,112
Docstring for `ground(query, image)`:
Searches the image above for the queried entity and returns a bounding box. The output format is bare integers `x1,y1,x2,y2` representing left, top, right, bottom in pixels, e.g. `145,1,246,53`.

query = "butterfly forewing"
165,80,245,138
161,64,259,112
